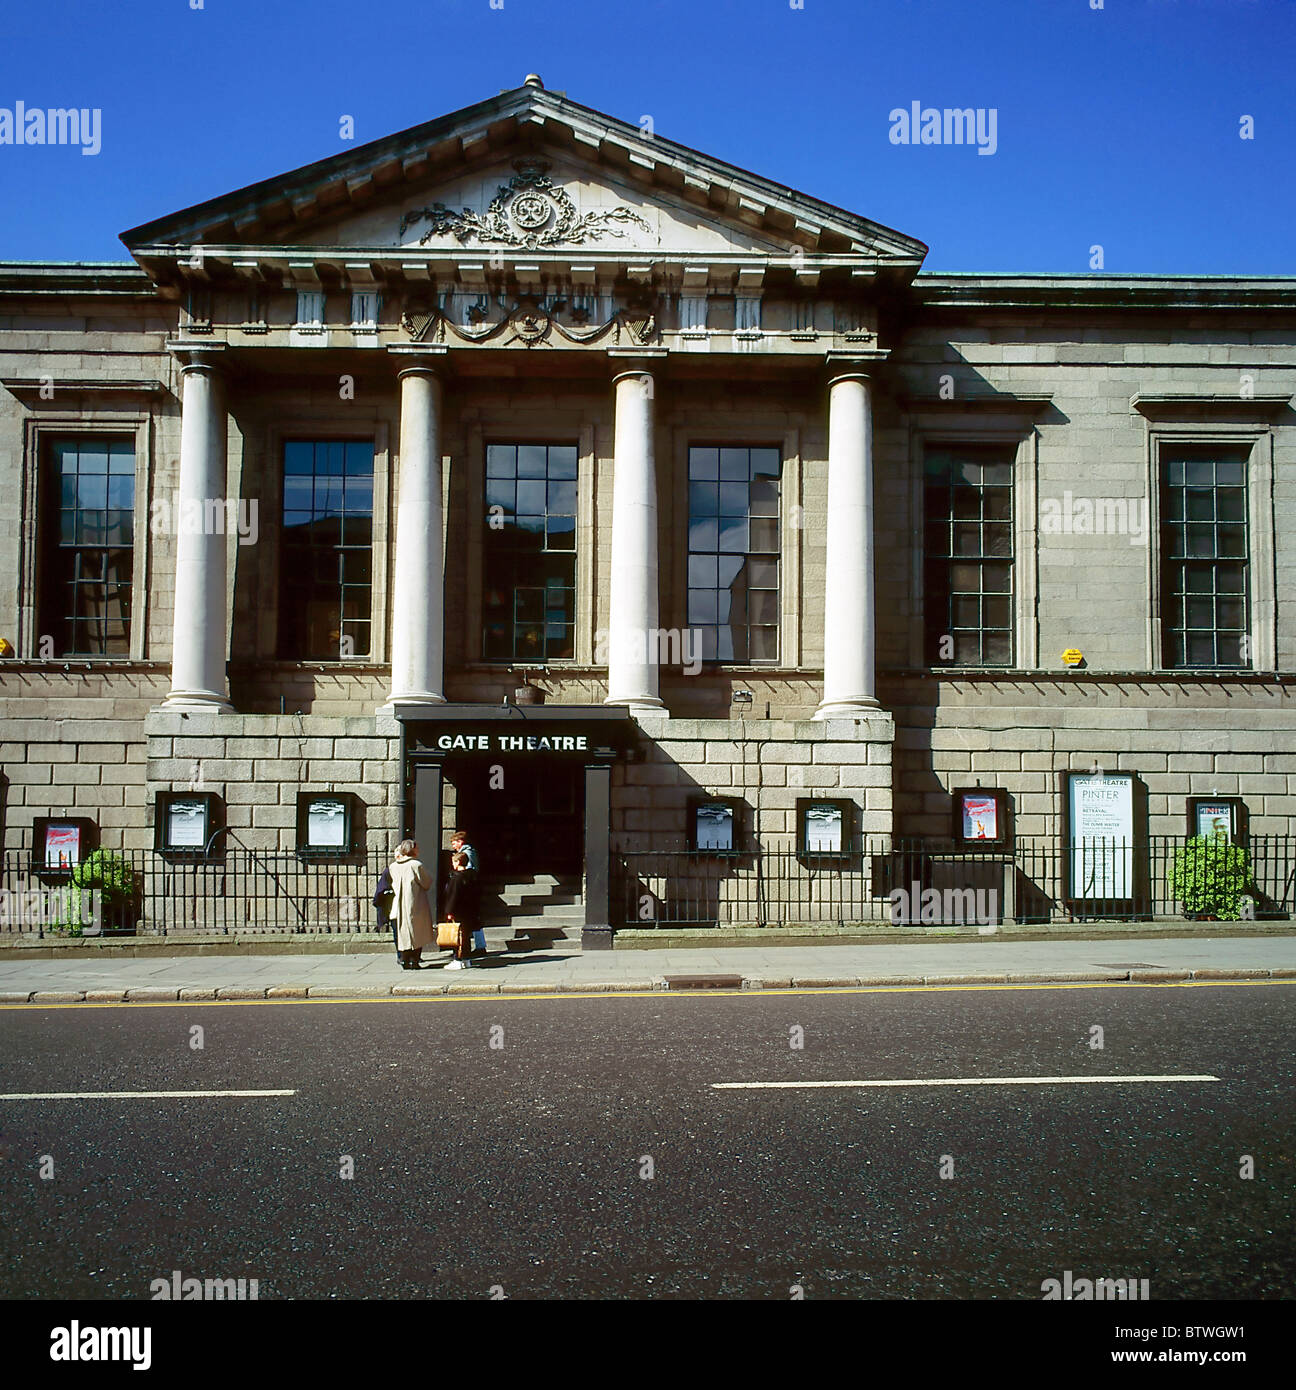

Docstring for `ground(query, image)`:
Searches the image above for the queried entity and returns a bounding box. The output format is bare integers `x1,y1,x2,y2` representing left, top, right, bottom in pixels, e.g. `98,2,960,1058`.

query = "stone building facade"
0,78,1292,937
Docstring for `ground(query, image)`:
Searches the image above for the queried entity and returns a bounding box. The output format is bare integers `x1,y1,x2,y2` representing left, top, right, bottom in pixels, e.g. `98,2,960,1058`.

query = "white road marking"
712,1075,1220,1090
0,1089,296,1100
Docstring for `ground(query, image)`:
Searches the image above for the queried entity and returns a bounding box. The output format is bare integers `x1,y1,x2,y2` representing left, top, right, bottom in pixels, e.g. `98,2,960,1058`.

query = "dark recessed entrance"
395,703,636,949
453,758,583,877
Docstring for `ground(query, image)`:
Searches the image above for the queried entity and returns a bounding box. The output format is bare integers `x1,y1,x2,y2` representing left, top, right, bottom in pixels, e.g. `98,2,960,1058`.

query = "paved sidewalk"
2,935,1295,1001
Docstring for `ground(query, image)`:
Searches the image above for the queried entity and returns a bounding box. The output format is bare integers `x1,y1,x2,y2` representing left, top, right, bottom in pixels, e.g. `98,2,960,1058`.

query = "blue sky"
0,0,1290,273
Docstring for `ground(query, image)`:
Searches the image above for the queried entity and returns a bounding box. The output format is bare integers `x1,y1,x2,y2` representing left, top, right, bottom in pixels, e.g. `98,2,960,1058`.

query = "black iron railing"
612,836,1296,928
0,847,395,937
2,835,1292,936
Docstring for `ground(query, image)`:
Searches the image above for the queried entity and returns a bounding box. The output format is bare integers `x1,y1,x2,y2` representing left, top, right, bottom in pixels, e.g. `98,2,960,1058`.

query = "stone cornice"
0,377,165,403
914,274,1296,311
126,244,895,296
1130,391,1292,418
881,667,1296,685
901,390,1053,415
0,261,153,296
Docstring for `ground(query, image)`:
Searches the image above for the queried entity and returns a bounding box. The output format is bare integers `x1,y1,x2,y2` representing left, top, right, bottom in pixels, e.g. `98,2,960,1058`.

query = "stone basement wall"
618,714,895,847
1,717,150,855
147,711,401,853
139,711,402,932
612,714,893,928
885,677,1296,839
1,708,402,929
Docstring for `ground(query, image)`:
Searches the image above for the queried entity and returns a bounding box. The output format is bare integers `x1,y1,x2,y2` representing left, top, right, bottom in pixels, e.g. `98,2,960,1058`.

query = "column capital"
607,347,667,382
824,348,888,387
387,343,448,378
165,340,227,373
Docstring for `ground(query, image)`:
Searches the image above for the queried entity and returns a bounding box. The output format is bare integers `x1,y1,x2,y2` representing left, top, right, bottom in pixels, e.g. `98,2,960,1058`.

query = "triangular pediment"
121,81,927,278
286,153,796,257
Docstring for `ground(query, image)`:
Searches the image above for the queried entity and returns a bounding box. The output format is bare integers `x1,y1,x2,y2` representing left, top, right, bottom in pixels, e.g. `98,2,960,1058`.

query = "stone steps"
476,874,583,951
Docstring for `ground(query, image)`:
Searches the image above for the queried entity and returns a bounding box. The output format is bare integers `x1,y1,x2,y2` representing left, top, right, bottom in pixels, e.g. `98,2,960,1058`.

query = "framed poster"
688,797,741,853
1062,771,1138,902
155,791,220,858
44,823,81,868
1187,796,1246,844
31,816,97,876
796,798,854,859
296,792,356,857
951,788,1012,850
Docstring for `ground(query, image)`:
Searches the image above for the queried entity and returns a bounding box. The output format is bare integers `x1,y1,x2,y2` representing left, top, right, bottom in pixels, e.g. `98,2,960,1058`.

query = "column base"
160,690,235,713
581,923,615,951
379,692,448,714
604,695,666,716
813,697,880,720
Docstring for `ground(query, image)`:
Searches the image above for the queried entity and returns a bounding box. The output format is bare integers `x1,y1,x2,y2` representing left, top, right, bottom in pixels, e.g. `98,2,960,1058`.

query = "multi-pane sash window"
1161,446,1250,668
924,445,1014,666
279,440,374,659
295,291,324,329
483,444,577,661
350,291,378,328
687,446,781,662
40,437,135,655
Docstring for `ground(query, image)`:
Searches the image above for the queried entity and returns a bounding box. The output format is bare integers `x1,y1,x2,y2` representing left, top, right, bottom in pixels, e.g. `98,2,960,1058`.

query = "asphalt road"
1,983,1292,1300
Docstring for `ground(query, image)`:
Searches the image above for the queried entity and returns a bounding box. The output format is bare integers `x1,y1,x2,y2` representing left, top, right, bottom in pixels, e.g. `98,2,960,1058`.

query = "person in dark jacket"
372,866,397,962
441,830,480,969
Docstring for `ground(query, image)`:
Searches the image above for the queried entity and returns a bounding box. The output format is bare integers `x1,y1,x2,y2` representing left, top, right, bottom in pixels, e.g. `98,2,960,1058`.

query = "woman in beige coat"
389,839,433,970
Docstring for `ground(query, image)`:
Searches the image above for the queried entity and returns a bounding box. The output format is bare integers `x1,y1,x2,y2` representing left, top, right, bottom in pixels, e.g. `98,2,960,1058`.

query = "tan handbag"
436,921,460,949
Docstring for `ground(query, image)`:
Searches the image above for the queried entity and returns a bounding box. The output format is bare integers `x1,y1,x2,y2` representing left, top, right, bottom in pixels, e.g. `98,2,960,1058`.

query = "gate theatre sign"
433,731,592,753
399,707,636,759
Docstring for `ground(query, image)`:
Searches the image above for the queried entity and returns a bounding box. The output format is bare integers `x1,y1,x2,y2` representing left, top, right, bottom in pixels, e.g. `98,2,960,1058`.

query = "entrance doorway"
452,758,584,877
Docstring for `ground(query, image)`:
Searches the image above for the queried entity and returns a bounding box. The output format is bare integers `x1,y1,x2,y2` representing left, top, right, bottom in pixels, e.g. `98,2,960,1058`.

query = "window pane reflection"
41,436,135,656
686,445,781,664
482,443,579,661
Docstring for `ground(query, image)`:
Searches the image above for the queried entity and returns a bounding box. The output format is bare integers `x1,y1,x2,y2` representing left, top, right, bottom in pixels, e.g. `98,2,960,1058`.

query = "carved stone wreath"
399,159,653,251
400,294,660,350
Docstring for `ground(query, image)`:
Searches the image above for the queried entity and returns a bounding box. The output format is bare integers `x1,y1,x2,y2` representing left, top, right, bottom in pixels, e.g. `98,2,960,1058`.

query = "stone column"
815,371,879,718
163,346,233,711
604,367,665,713
384,364,447,708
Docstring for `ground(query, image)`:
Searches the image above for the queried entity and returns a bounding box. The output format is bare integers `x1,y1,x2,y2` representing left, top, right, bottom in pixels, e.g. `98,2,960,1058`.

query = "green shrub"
1167,834,1251,920
49,850,141,936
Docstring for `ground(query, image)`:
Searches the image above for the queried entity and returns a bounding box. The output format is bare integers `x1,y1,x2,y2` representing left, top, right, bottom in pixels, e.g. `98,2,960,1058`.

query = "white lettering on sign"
435,733,590,752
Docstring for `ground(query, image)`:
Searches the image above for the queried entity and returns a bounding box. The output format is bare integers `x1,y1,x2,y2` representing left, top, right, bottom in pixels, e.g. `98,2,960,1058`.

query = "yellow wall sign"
1061,649,1084,667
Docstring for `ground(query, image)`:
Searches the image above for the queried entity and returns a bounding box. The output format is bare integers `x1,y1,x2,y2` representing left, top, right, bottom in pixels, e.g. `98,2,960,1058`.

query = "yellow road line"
0,978,1293,1010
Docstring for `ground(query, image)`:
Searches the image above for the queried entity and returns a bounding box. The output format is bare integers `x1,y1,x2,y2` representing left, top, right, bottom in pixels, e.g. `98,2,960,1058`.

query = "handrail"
204,827,308,926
